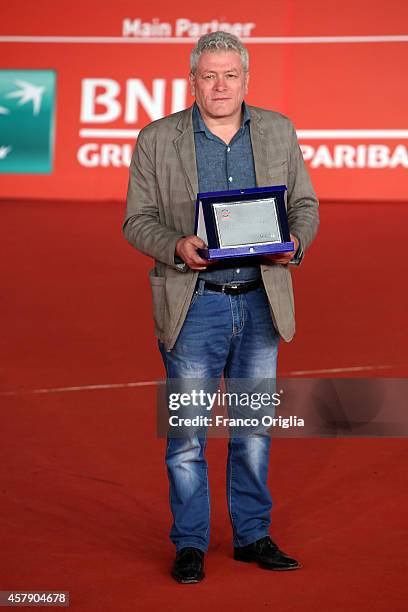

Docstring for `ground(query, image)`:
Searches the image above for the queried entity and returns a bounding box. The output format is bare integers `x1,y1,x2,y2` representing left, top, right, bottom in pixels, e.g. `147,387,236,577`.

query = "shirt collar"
192,102,251,135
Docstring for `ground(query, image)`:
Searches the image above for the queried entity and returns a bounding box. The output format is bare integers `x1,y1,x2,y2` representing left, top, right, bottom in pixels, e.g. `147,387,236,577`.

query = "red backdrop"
1,0,407,201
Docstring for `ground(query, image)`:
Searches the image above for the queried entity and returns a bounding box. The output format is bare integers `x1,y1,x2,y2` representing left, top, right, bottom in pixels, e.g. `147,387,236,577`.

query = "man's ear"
189,73,196,96
244,72,250,95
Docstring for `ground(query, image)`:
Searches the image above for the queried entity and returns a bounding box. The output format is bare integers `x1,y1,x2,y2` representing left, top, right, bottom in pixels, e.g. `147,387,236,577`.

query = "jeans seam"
228,441,241,547
228,294,235,336
203,437,210,540
238,294,245,334
230,295,245,337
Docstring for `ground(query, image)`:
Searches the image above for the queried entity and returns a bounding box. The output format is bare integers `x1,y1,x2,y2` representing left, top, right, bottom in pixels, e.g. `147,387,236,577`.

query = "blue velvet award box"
194,185,294,260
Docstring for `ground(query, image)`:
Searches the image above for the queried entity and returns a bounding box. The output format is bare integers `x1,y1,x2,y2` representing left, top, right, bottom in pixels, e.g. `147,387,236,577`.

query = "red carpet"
1,200,407,610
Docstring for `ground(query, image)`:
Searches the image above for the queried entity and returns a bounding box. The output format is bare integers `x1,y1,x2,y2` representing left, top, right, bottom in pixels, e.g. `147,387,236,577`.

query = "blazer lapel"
249,107,270,187
173,108,198,200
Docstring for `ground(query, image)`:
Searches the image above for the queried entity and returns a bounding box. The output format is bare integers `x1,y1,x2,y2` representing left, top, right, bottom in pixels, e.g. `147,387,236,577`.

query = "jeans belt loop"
197,279,205,295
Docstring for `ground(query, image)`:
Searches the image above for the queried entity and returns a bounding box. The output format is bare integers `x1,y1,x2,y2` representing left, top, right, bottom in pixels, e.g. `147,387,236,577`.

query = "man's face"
189,51,249,121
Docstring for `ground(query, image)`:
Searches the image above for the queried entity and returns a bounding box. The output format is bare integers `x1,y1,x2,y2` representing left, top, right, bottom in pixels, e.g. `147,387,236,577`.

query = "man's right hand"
176,236,211,270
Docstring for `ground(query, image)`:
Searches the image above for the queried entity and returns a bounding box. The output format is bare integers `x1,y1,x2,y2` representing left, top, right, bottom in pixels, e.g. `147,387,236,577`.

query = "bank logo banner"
0,70,56,174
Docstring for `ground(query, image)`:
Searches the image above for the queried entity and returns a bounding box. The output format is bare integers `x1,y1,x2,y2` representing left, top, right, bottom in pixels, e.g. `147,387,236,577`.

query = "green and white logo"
0,70,56,174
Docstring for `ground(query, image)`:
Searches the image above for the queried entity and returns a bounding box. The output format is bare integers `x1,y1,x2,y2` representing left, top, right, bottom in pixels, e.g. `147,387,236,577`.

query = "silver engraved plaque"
213,198,281,248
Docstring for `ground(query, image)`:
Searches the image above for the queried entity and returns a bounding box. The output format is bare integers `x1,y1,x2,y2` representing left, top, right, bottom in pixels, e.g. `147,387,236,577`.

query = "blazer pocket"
149,271,166,335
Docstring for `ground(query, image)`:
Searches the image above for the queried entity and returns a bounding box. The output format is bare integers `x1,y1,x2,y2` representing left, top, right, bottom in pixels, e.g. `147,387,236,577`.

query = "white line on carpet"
0,364,403,396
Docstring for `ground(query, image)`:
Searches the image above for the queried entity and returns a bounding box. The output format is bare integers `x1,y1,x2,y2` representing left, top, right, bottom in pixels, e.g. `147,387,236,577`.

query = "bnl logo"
0,70,56,174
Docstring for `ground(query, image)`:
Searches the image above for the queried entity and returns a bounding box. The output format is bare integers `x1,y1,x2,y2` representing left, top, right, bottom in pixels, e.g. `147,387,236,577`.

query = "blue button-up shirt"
193,103,261,283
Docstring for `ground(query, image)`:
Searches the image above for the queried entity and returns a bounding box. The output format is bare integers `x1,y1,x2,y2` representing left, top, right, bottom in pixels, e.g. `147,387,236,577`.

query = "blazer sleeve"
286,120,319,261
123,128,186,269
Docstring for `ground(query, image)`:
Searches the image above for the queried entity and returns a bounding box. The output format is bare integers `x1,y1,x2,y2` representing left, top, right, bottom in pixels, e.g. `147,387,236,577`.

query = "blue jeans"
159,281,280,552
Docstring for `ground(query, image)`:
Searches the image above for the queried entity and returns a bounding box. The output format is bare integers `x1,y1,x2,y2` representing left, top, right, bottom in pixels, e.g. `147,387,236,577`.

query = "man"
124,31,319,583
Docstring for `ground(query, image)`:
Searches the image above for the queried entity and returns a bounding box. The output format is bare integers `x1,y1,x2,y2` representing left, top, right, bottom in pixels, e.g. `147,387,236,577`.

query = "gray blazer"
124,105,319,351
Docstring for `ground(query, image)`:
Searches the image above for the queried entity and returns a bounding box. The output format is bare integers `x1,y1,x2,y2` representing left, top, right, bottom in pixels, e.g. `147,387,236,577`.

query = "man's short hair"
190,31,249,74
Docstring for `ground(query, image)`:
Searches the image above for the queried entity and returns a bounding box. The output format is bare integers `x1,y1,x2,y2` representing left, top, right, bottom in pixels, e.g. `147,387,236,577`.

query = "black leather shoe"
171,547,205,583
234,536,300,571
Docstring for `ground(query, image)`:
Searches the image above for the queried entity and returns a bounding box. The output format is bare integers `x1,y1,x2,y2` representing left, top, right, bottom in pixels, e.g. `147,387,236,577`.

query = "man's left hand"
263,234,299,265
